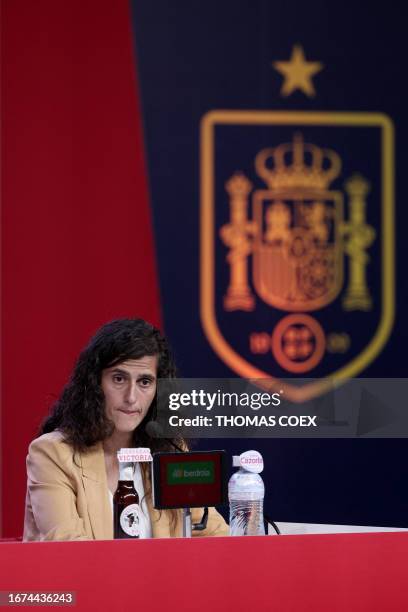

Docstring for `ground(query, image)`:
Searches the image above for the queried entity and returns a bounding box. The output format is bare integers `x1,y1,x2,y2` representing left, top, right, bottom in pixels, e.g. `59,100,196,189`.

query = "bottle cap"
236,450,264,473
232,455,241,467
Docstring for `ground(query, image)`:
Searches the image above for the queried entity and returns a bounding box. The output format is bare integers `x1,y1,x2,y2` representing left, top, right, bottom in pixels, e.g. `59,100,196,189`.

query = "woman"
23,319,228,541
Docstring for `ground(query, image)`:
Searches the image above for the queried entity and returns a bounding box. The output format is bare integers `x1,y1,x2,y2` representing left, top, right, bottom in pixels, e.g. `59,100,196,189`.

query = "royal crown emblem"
254,133,341,190
200,111,394,400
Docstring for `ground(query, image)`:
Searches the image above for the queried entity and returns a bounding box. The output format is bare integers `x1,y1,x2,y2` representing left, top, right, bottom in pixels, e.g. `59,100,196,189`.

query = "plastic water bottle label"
238,450,264,474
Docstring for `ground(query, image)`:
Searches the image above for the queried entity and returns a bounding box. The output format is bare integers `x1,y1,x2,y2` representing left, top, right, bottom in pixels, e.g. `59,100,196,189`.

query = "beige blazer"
23,431,229,541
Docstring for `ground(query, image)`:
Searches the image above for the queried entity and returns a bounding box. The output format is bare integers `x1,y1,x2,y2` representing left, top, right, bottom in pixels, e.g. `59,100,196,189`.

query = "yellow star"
273,45,323,97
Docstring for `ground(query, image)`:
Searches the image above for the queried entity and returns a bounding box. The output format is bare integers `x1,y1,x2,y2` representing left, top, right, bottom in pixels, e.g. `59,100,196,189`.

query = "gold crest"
200,111,394,401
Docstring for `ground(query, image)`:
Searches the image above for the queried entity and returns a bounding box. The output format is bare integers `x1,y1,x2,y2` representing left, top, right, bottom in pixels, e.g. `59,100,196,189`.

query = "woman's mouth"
118,409,140,415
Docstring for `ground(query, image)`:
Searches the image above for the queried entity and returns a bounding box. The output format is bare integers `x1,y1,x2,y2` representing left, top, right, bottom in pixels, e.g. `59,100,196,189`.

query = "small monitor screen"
152,450,227,509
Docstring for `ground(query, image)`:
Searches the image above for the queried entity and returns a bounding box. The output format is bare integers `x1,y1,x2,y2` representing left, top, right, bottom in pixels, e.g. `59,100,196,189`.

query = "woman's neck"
103,430,133,456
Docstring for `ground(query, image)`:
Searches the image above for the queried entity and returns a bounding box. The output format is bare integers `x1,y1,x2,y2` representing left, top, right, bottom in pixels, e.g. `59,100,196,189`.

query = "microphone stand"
182,509,192,538
183,507,209,537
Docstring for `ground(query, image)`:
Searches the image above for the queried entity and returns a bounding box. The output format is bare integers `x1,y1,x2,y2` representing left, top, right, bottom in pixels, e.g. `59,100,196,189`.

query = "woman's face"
101,355,158,434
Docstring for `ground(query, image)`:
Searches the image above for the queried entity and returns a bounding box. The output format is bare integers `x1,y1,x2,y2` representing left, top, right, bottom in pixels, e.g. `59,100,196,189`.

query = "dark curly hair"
40,318,184,454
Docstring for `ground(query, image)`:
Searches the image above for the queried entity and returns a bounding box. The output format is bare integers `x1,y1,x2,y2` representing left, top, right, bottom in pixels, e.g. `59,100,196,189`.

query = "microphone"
145,420,164,439
145,420,185,453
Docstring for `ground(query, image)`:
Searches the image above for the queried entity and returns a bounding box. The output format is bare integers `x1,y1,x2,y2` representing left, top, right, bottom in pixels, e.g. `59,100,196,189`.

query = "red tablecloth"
1,533,407,611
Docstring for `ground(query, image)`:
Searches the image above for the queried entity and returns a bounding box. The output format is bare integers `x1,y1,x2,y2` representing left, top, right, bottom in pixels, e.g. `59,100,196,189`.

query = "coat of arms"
200,111,394,400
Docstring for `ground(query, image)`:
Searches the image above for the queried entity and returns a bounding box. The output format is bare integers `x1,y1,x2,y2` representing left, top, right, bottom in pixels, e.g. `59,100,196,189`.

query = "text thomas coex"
168,415,317,428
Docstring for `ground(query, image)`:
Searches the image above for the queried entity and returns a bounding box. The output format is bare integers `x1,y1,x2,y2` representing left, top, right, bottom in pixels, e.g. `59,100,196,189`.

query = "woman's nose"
125,383,138,405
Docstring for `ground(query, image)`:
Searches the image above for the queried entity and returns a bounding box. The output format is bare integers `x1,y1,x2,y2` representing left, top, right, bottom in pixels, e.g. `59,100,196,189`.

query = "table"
1,533,407,611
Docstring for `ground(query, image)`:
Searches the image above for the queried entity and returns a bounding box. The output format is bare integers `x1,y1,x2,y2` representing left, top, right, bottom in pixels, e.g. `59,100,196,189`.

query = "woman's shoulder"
26,431,86,488
28,431,74,462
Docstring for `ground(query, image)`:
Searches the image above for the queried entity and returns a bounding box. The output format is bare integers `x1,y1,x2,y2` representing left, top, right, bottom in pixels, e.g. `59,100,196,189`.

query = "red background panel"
1,0,161,536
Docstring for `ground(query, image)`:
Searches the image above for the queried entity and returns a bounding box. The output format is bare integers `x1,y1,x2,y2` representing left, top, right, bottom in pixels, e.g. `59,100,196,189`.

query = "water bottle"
228,450,265,536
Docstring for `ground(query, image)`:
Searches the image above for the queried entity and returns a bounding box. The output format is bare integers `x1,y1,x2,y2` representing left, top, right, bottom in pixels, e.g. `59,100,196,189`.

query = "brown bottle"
113,463,140,539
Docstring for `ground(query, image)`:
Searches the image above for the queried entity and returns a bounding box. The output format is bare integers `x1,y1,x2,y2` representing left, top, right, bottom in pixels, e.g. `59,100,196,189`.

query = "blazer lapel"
79,443,113,540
